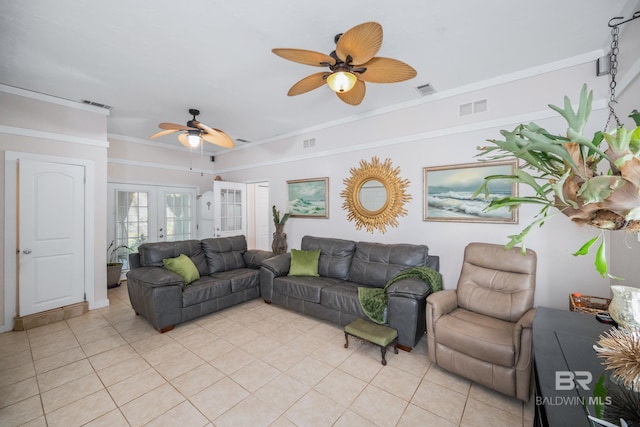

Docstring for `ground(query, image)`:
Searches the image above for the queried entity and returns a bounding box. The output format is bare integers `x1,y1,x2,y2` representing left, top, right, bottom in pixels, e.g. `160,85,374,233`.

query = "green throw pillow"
163,254,200,285
288,249,321,277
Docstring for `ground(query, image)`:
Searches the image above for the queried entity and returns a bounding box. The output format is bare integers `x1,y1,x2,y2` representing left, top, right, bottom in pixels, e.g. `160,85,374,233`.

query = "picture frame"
423,160,518,223
287,177,329,218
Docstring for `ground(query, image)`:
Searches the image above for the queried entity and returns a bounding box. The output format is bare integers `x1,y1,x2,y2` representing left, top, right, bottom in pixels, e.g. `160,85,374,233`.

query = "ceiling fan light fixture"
187,131,201,148
326,71,357,93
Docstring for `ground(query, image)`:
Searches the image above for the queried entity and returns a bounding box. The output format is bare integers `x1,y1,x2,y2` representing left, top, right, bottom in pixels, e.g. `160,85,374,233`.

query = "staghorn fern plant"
475,84,640,278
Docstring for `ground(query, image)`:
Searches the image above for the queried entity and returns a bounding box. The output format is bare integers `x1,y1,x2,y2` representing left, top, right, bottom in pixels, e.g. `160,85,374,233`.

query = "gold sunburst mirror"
341,156,411,233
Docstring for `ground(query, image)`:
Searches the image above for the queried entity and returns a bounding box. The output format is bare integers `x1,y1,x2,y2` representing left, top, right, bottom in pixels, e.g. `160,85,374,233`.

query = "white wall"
0,87,109,331
107,136,217,191
214,61,634,310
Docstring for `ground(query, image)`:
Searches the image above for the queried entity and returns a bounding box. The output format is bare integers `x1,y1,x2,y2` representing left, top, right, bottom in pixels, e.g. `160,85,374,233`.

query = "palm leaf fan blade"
150,129,179,139
271,48,335,66
337,80,366,105
335,22,383,65
287,72,331,96
177,133,191,148
358,57,417,83
202,131,234,148
159,122,197,131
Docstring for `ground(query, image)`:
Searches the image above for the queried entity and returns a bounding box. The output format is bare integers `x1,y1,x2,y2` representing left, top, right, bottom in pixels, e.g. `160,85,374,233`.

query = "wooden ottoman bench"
344,318,398,365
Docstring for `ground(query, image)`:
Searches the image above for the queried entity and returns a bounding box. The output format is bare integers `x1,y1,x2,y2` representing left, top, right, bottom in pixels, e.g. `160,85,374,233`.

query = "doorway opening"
247,181,270,251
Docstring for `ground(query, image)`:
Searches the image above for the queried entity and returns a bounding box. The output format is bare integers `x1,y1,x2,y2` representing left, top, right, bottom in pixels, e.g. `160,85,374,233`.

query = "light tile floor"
0,283,535,427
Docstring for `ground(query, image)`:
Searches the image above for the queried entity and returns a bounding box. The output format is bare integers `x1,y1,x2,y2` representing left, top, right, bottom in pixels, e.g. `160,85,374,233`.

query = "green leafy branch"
272,205,290,225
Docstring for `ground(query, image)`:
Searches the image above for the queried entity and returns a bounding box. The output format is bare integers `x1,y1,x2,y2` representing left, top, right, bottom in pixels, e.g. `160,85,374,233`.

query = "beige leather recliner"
426,242,537,401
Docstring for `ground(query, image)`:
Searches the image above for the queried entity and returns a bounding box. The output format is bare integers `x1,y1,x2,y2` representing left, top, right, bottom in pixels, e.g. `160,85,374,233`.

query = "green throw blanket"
358,266,443,324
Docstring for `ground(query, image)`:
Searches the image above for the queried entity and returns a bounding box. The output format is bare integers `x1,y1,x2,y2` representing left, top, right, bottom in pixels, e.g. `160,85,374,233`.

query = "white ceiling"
1,0,638,153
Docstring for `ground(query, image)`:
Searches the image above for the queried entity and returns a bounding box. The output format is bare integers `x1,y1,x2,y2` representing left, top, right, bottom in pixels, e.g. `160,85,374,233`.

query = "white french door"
213,181,247,238
107,183,197,269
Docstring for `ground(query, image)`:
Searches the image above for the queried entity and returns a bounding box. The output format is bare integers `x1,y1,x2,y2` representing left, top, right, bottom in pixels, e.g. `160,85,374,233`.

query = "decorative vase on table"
608,285,640,329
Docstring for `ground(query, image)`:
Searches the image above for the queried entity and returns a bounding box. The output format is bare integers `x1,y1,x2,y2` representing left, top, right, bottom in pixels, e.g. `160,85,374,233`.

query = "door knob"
22,248,32,254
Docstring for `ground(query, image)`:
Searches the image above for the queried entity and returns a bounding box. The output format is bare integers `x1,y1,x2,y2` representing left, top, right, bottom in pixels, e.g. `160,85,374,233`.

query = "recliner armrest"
260,253,291,277
513,307,536,349
426,290,458,319
243,249,276,269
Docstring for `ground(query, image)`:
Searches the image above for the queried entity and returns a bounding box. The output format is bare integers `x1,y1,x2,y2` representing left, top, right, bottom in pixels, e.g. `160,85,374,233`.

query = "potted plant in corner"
475,84,640,278
107,240,130,289
272,205,290,255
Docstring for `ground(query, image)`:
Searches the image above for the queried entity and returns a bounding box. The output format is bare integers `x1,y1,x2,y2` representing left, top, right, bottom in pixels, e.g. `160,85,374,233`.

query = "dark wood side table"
533,306,613,427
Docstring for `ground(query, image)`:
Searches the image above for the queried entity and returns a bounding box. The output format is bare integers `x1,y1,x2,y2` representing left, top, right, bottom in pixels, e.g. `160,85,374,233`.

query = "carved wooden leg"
381,345,388,366
344,332,349,349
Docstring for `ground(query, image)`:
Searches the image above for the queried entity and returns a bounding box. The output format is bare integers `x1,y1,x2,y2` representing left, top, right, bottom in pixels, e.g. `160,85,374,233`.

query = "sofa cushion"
273,276,334,303
289,249,320,277
436,308,515,367
162,254,200,285
301,236,356,280
182,276,232,307
321,282,368,317
138,240,209,276
211,268,260,293
347,242,429,287
201,235,247,273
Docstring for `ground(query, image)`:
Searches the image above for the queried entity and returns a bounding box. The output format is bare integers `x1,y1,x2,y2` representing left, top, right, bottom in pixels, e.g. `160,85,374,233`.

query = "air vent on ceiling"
81,99,113,110
303,138,316,148
415,83,435,96
459,99,488,116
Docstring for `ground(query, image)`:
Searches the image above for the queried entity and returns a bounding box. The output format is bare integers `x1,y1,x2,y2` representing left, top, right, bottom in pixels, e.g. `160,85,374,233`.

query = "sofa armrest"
386,277,430,300
260,253,291,277
243,249,276,269
126,267,184,287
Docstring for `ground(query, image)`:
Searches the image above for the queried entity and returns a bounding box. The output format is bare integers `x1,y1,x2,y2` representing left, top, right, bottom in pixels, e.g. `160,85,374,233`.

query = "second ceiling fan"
272,21,417,106
150,109,234,149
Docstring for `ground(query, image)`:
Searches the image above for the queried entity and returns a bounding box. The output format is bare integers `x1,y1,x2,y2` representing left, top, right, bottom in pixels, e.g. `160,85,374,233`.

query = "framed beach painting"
423,160,518,223
287,177,329,218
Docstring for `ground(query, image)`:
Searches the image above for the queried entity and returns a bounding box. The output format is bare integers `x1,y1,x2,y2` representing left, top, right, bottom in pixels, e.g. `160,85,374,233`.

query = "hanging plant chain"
605,24,621,131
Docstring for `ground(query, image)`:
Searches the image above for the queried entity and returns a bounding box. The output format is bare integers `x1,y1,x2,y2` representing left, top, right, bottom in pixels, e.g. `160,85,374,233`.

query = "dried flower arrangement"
594,326,640,391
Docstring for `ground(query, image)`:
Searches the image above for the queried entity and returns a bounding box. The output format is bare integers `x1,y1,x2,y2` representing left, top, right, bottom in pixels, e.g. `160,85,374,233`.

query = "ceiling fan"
150,109,234,149
272,21,417,106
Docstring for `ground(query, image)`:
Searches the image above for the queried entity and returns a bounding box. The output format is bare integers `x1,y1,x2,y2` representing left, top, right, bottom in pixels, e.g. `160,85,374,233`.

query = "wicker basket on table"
569,293,611,315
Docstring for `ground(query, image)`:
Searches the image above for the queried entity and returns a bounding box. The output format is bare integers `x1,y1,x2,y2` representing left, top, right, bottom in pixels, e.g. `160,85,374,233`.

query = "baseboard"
13,301,89,331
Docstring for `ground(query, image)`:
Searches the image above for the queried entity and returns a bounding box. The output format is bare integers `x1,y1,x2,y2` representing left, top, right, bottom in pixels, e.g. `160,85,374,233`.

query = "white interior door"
213,181,247,238
19,159,85,316
254,183,270,250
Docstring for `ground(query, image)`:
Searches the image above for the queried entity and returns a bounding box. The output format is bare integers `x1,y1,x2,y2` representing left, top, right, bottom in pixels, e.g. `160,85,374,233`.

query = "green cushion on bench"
344,318,398,347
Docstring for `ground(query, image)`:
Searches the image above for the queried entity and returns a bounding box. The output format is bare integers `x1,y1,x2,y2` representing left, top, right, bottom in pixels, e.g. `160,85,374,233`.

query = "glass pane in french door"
220,188,243,233
164,192,194,241
115,190,150,269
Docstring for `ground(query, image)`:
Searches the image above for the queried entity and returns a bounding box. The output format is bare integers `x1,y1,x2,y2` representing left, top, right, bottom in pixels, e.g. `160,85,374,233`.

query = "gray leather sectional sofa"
126,235,274,332
260,236,440,350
